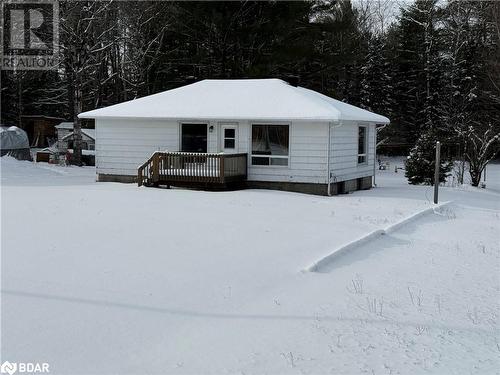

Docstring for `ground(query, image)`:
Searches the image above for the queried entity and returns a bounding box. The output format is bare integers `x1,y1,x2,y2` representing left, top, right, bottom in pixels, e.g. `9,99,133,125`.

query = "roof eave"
78,114,390,123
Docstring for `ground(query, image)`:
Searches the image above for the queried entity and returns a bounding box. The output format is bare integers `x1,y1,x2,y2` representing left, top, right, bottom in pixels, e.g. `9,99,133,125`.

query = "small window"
89,144,95,150
251,124,289,166
223,128,236,149
358,126,367,164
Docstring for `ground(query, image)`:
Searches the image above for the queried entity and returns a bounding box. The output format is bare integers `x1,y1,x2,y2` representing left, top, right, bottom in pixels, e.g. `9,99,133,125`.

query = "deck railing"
138,151,247,187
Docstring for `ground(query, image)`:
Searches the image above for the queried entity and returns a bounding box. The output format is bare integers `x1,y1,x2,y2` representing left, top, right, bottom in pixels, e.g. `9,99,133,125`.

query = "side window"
358,126,367,164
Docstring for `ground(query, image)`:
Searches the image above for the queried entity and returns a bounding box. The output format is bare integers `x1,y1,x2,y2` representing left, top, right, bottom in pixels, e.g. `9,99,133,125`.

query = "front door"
181,123,207,153
220,124,237,153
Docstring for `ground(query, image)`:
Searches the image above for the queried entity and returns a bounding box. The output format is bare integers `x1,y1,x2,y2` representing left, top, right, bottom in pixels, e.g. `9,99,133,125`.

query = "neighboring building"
55,122,95,152
79,79,390,195
32,122,95,165
20,115,66,148
53,122,96,166
55,122,74,147
62,128,96,166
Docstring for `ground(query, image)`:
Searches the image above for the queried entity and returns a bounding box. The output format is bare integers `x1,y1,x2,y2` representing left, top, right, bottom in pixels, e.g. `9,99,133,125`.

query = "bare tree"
462,124,500,186
442,1,500,185
355,0,395,35
60,0,118,165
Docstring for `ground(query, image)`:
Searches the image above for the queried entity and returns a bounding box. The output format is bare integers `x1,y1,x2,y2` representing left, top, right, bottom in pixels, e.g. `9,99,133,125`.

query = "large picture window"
358,126,367,164
251,125,289,166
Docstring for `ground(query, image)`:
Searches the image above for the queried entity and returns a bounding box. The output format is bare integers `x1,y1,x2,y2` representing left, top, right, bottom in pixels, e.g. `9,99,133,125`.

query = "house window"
358,126,367,164
181,123,207,153
89,144,95,150
251,124,289,166
224,128,236,149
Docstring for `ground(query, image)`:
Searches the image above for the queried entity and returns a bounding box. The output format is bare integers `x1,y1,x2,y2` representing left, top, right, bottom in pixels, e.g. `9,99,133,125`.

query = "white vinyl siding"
329,121,376,182
95,118,376,185
96,119,179,176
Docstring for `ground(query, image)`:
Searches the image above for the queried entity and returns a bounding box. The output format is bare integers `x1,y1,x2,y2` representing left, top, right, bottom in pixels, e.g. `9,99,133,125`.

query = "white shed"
79,79,389,195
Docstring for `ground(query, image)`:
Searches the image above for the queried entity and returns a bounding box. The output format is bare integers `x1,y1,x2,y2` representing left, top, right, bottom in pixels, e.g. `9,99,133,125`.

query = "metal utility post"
434,141,441,204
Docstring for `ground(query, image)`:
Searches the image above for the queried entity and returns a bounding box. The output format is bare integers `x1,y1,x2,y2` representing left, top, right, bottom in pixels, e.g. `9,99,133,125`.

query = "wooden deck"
138,151,247,189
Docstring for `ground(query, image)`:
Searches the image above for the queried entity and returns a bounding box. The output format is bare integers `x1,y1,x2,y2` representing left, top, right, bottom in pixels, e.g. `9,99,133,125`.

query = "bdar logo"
0,361,49,374
0,361,17,375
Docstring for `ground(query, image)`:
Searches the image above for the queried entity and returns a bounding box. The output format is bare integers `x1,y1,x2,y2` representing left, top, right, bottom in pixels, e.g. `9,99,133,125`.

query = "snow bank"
304,201,453,272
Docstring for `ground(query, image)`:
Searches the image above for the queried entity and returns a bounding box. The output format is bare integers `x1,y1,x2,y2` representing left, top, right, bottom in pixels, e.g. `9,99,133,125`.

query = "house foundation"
97,173,373,196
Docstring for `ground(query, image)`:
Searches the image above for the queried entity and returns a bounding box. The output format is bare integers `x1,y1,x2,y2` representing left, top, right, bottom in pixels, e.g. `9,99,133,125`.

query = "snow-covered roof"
67,149,95,156
20,115,65,121
62,129,95,140
79,79,390,123
55,122,74,130
38,147,58,154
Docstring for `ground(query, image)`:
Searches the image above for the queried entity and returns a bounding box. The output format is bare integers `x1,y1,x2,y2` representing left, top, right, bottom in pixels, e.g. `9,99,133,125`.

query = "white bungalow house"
79,79,389,195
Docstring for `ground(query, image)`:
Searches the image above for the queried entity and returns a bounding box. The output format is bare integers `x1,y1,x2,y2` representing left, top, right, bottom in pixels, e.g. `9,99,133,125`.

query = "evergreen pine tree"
359,36,394,116
390,0,443,147
405,131,453,185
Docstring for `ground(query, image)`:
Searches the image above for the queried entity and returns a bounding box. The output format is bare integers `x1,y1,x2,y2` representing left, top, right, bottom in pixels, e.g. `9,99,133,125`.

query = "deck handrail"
137,151,162,187
138,151,247,187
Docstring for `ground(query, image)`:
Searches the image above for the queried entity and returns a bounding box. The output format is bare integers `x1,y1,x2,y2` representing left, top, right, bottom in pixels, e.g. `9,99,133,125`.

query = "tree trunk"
17,73,22,128
67,66,83,166
470,167,482,187
72,81,83,166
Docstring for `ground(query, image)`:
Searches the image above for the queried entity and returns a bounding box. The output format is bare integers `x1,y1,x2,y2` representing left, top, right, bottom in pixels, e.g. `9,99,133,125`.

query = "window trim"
250,123,290,168
358,125,368,165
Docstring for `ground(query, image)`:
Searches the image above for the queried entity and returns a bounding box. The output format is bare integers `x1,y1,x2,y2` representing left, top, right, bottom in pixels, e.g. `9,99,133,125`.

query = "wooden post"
219,155,225,183
434,141,440,204
138,167,143,187
152,153,159,184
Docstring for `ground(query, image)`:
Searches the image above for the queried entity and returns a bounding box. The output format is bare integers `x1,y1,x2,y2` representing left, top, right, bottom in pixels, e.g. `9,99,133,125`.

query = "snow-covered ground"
1,157,499,374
